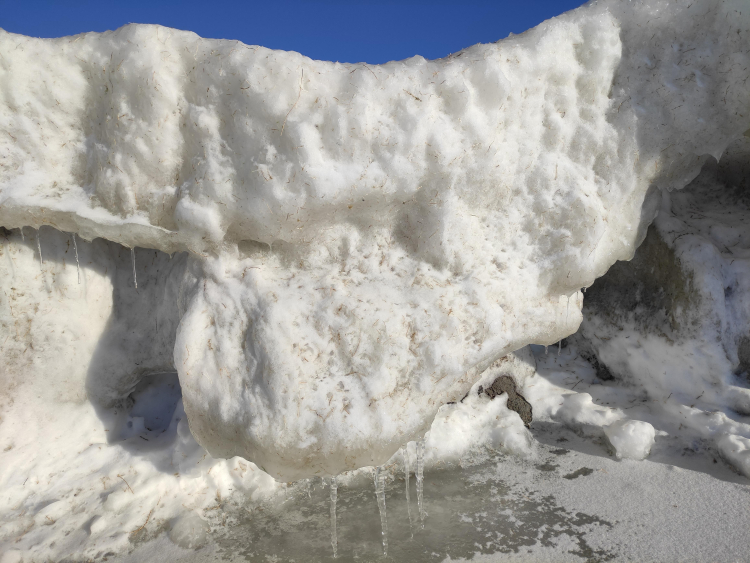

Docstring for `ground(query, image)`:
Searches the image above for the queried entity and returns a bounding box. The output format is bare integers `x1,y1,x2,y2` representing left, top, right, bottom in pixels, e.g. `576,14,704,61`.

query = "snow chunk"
424,349,538,463
426,392,534,464
717,434,750,479
604,419,656,461
556,392,619,430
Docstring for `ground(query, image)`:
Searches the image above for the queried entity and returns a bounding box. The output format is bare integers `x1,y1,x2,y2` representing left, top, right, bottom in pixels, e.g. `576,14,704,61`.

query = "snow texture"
1,0,749,483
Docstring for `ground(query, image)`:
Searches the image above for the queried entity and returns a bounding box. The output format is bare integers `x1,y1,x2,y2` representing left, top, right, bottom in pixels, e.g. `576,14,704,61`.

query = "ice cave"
1,0,749,560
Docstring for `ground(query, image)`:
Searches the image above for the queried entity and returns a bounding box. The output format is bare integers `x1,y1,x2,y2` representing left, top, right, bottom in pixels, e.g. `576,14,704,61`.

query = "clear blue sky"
0,0,587,64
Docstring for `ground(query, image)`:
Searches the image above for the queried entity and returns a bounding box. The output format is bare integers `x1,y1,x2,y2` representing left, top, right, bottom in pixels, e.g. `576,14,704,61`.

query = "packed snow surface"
1,0,749,484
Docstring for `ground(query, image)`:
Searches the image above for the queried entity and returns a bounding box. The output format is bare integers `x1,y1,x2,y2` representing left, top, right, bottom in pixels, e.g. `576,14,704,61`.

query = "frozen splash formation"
1,0,749,485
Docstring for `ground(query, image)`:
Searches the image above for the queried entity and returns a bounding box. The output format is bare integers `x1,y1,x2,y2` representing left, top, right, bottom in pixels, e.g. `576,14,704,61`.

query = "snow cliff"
1,0,749,480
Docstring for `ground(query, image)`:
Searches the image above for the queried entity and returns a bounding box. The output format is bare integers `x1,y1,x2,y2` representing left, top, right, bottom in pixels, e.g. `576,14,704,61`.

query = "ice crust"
1,0,749,480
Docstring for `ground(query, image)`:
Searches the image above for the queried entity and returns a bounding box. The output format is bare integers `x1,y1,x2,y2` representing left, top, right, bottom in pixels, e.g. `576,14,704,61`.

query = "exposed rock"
737,336,750,379
574,136,750,418
581,223,701,339
480,375,533,427
568,335,613,381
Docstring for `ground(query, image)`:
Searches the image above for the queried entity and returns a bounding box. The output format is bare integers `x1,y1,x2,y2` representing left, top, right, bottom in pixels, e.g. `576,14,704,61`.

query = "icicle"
558,339,562,356
374,466,388,556
565,294,570,325
36,230,43,271
72,233,80,284
545,345,548,355
131,247,138,289
329,476,338,558
416,440,426,527
583,286,587,293
20,227,24,242
403,446,413,529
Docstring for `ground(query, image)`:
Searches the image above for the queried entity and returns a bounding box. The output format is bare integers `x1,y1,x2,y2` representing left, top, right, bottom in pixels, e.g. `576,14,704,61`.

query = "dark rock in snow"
480,375,533,427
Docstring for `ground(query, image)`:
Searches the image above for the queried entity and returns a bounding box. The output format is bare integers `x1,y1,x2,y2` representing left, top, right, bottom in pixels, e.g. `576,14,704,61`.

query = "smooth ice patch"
168,512,211,550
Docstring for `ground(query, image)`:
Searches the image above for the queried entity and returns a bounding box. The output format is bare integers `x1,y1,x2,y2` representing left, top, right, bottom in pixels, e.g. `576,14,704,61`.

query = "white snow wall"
0,0,748,480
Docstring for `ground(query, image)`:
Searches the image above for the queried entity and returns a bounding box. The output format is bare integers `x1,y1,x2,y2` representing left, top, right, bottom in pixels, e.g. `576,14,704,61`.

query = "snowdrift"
1,0,749,481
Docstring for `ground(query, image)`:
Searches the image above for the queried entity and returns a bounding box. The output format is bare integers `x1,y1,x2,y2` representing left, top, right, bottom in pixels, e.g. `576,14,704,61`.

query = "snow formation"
573,134,750,476
1,0,749,483
604,419,656,460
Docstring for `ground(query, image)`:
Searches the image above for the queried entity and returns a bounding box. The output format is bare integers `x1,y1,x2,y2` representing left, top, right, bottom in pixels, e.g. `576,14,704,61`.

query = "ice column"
403,446,413,529
329,476,338,558
36,230,42,270
72,233,80,284
416,440,426,527
374,466,388,556
131,247,137,289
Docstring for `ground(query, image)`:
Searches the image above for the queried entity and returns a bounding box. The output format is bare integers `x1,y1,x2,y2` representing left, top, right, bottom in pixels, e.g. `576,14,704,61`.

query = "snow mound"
1,0,749,480
717,434,750,479
556,392,621,433
423,348,537,464
604,419,656,461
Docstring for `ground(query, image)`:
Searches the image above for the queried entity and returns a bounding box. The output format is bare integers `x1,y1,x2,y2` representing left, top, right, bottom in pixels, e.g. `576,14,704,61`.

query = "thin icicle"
329,476,338,558
36,230,43,271
131,247,138,289
545,345,548,355
416,440,426,527
403,446,413,530
72,233,80,284
20,227,24,242
374,466,388,556
558,339,562,356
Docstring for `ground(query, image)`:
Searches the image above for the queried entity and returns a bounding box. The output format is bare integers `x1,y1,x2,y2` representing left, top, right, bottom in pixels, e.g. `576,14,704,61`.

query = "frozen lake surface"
117,420,750,562
112,347,750,563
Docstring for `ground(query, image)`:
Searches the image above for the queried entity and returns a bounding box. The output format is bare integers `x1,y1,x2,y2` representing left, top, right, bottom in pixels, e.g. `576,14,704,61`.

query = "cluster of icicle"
22,226,129,289
328,442,426,558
